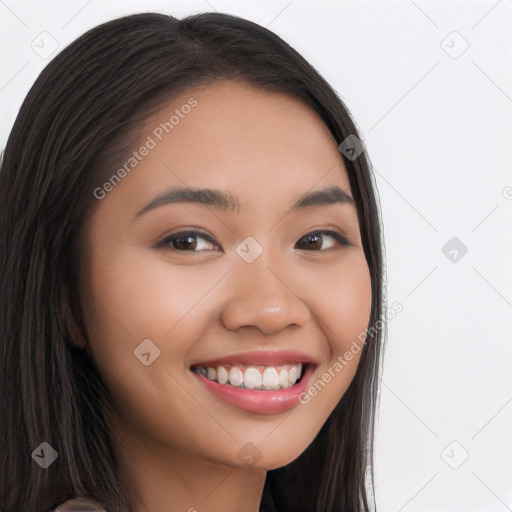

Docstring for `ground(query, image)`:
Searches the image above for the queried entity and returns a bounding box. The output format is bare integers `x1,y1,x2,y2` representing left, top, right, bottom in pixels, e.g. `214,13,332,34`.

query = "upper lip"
191,349,319,368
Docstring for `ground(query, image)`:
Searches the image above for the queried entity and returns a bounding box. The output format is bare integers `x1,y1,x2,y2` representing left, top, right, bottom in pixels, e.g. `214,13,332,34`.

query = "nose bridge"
220,243,311,334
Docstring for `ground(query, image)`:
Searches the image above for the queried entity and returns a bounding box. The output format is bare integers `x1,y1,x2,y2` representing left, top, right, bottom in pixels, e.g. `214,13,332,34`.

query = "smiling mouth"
191,362,309,390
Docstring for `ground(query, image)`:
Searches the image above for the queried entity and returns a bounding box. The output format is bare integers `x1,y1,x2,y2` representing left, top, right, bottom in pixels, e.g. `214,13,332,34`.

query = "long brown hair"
0,12,385,512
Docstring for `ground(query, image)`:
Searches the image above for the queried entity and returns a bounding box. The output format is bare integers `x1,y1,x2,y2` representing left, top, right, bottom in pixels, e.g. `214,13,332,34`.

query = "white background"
1,1,511,511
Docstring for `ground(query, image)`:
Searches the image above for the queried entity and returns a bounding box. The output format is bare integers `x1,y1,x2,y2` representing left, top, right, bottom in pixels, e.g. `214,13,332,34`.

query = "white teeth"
196,363,305,390
244,367,262,389
262,368,279,389
229,367,244,387
278,369,289,388
288,366,298,385
217,365,228,385
206,367,217,381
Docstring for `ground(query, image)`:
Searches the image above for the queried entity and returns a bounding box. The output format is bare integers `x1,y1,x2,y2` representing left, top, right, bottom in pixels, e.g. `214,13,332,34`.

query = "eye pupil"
304,233,322,249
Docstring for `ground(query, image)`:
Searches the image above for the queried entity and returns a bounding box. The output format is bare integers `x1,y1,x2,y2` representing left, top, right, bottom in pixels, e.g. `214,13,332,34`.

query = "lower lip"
191,365,315,414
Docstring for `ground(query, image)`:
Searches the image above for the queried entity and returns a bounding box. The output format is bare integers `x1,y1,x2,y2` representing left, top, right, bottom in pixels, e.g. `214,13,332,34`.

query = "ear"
66,315,89,350
60,284,90,350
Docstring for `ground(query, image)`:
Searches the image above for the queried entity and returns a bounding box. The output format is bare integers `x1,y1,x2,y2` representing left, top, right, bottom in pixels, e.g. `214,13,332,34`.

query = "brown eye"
156,231,219,252
295,230,351,251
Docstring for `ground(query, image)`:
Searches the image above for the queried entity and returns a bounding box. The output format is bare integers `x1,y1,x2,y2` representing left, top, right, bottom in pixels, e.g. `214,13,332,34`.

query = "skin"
79,80,372,512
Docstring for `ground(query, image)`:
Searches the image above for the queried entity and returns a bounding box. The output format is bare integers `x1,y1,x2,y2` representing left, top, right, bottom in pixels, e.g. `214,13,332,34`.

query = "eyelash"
154,229,352,253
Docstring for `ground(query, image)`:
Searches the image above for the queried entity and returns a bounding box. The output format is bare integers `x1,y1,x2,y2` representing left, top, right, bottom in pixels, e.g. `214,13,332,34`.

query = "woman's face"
81,79,372,471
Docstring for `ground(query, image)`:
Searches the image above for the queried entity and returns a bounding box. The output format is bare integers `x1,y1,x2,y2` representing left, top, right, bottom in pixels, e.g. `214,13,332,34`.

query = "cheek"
333,256,372,349
309,249,372,351
82,247,229,384
297,250,372,409
329,252,372,382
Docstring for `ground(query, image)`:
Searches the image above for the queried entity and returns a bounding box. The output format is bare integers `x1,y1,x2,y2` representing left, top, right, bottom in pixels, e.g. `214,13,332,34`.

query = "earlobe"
60,288,91,351
66,319,89,350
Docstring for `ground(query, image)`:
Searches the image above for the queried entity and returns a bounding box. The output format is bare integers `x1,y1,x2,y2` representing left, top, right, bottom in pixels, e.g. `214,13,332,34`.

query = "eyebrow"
135,185,355,219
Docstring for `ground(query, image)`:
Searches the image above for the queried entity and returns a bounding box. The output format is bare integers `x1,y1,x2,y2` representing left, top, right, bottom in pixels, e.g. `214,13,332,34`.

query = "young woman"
0,11,386,512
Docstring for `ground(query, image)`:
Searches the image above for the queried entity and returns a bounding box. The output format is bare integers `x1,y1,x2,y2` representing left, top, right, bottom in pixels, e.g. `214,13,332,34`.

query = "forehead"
99,80,352,216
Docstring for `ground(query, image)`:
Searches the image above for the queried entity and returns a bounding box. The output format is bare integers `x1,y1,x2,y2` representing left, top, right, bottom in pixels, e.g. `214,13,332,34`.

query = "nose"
219,257,311,335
